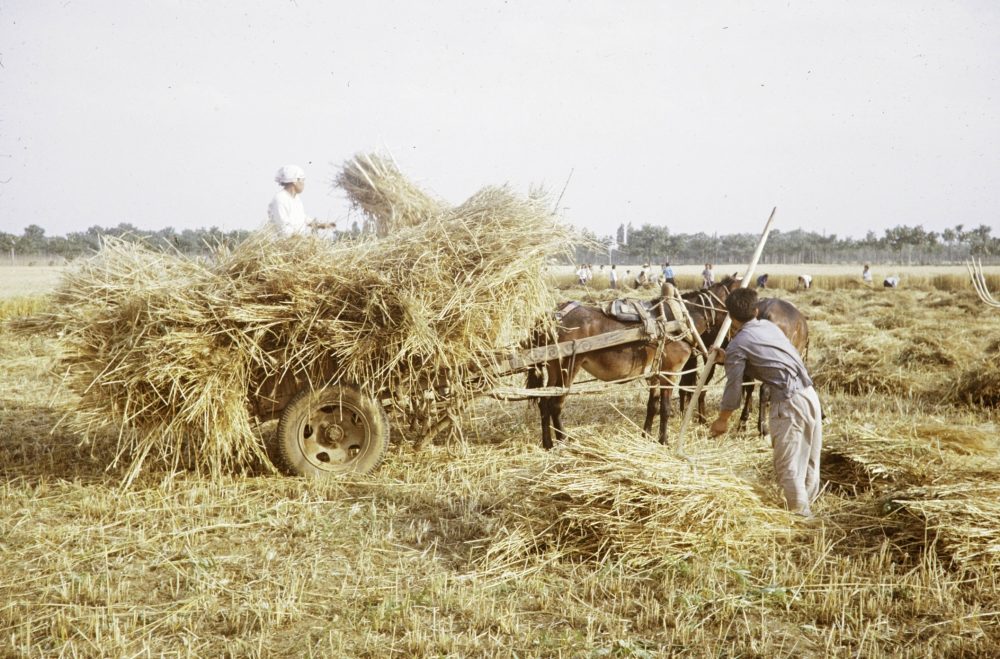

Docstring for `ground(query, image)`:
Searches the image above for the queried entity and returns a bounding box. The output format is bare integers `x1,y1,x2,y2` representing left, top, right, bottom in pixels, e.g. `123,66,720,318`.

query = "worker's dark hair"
726,288,759,322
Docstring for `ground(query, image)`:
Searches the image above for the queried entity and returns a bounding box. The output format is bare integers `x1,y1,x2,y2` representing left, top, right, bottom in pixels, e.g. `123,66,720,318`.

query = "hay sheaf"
335,153,447,236
883,483,1000,572
45,159,575,482
822,421,999,491
947,357,1000,408
478,431,792,572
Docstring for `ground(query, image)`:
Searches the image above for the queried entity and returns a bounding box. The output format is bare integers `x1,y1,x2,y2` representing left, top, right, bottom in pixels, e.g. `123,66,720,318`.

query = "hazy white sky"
2,0,999,239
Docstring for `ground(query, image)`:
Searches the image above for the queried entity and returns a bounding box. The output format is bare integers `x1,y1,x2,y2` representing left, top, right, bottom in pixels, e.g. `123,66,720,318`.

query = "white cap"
275,165,306,184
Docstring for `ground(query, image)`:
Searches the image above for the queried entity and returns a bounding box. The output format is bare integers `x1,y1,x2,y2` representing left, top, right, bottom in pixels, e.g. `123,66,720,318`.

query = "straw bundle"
823,421,999,491
335,153,447,236
48,242,260,481
478,431,791,572
884,483,1000,572
44,157,574,481
947,356,1000,408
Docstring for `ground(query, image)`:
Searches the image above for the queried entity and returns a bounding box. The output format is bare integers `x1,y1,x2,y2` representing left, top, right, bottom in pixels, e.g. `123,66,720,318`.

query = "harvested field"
2,272,1000,654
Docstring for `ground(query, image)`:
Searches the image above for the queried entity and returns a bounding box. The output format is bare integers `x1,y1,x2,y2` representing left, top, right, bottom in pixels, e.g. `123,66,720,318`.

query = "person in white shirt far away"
267,165,335,237
798,274,812,289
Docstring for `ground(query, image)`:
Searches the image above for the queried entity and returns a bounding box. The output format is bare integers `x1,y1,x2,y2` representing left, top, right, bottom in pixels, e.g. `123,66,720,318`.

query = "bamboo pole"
674,207,777,457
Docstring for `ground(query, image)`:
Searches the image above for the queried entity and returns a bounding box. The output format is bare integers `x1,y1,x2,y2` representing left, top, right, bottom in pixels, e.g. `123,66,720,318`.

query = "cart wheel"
272,384,390,477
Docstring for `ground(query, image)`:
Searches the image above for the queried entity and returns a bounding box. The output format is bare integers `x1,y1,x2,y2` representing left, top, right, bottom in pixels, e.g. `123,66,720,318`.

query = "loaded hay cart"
254,291,699,479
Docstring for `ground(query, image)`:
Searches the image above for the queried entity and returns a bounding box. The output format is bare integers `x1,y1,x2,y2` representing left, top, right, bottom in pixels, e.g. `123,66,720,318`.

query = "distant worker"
576,264,588,286
267,165,335,237
883,275,900,288
756,273,769,289
798,274,812,290
609,264,618,290
662,262,675,286
862,264,873,286
702,263,714,289
710,288,823,519
636,267,649,287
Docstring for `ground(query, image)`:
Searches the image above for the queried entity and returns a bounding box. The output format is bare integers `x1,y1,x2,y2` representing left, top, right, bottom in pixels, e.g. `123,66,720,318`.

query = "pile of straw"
477,431,792,572
43,155,574,481
884,483,1000,572
947,357,1000,408
822,419,1000,573
823,421,999,491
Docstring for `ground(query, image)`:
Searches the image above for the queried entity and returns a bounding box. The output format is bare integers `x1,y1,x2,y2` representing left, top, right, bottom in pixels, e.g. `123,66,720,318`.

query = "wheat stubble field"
1,264,999,657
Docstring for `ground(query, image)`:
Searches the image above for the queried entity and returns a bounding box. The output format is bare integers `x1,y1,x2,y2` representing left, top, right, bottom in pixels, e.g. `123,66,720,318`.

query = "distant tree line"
576,222,999,265
0,223,253,262
2,220,996,266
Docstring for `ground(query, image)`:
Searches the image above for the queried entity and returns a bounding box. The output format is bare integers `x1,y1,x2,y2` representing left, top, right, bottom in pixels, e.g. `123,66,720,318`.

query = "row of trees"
578,222,999,265
0,222,366,262
2,221,996,265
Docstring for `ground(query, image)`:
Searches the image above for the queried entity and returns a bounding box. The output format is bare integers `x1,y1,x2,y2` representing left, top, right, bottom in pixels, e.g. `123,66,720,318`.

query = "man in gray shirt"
709,288,823,518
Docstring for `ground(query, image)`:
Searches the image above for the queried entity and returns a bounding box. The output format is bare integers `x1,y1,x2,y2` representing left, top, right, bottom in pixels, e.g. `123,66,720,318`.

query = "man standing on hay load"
267,165,335,237
709,288,823,519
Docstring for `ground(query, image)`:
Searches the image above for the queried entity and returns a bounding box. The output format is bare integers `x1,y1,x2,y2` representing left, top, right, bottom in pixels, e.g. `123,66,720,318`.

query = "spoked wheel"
272,384,390,478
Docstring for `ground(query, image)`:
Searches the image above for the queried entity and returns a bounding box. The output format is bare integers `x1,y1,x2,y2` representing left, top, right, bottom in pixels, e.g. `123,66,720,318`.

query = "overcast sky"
2,1,999,240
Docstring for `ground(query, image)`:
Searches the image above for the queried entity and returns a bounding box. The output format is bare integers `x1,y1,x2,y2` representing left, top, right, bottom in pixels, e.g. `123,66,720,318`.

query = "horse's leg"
643,383,659,436
548,360,581,446
658,376,673,445
549,393,568,444
526,367,553,449
539,396,555,450
737,379,755,431
678,354,697,414
758,385,771,437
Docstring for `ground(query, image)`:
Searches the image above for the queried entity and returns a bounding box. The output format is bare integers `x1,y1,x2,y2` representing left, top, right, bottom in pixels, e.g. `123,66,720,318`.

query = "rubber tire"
272,384,390,478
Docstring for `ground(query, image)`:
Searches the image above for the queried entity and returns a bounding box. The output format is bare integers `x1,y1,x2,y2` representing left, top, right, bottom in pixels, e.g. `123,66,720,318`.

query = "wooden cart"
253,317,691,479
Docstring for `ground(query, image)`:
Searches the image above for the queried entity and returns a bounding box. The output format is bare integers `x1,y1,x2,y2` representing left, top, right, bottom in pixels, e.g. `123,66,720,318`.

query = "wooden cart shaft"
497,320,685,378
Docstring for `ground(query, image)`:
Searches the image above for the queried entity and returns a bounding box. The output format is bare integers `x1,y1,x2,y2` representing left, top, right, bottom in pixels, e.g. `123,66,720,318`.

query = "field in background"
548,262,1000,294
1,275,999,655
6,263,999,300
0,266,66,298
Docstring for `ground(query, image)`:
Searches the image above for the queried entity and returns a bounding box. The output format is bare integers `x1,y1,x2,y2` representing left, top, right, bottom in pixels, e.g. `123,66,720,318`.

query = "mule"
526,277,740,448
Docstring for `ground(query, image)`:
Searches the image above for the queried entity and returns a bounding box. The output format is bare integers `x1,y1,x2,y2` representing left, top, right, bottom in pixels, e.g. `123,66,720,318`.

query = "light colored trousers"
769,386,823,516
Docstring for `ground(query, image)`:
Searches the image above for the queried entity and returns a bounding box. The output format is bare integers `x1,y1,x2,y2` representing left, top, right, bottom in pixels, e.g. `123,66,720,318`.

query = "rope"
491,364,726,400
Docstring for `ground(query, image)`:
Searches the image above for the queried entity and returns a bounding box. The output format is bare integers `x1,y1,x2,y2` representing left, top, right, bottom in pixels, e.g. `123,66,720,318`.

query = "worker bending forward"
710,288,823,518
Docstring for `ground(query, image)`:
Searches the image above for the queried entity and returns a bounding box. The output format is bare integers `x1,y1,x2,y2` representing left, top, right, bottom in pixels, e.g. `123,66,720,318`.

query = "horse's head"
713,276,742,300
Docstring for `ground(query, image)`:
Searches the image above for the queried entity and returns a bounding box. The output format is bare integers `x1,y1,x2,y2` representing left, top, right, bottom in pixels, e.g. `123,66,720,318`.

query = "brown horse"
679,296,809,435
526,277,741,448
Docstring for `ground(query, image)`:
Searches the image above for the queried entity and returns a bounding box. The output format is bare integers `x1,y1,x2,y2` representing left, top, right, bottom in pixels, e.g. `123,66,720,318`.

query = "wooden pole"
674,207,778,457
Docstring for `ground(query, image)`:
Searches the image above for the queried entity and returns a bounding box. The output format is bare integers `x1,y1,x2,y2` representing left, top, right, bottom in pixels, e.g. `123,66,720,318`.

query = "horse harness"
541,291,703,392
683,288,727,330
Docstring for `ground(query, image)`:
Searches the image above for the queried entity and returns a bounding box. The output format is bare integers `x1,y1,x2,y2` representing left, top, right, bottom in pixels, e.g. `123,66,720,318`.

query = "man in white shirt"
798,274,812,289
267,165,335,237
